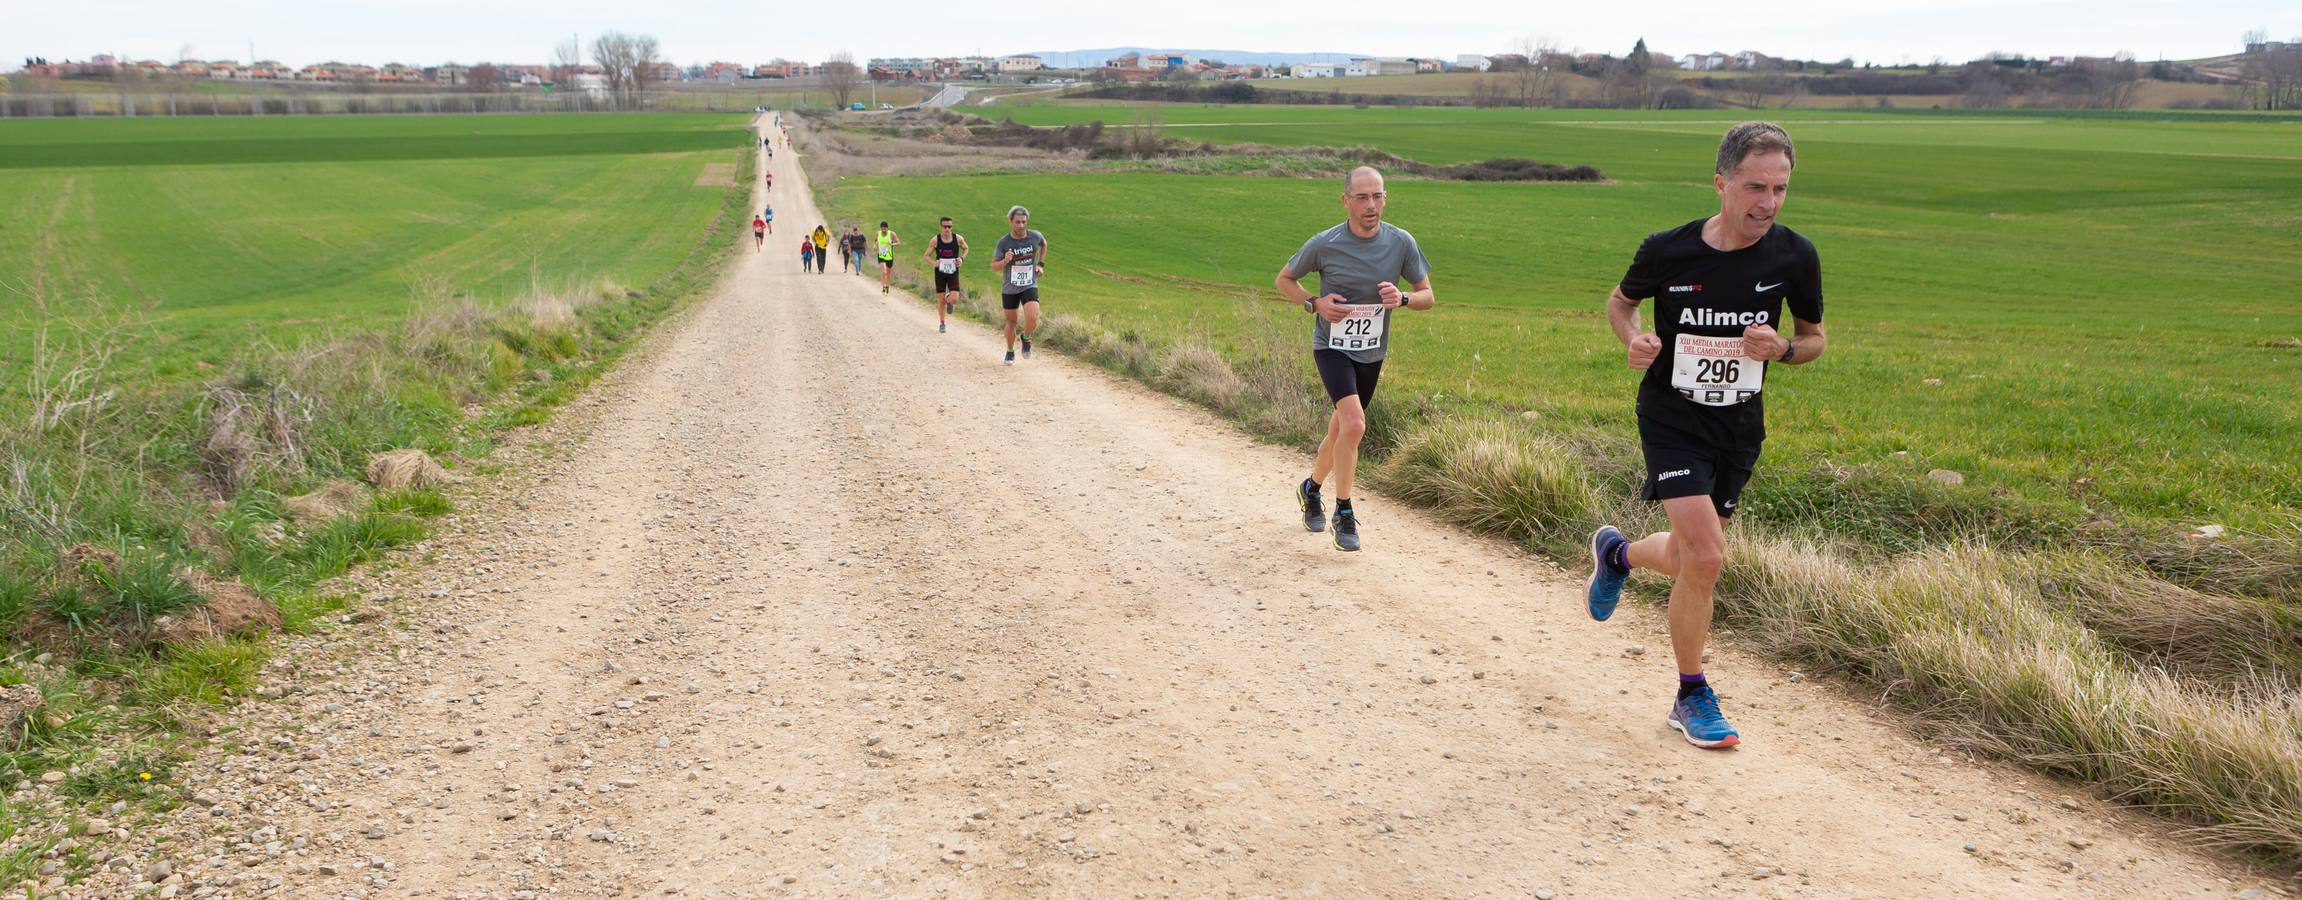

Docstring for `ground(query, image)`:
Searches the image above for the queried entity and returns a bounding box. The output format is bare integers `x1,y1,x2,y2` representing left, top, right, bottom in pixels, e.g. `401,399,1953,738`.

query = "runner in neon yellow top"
876,221,902,294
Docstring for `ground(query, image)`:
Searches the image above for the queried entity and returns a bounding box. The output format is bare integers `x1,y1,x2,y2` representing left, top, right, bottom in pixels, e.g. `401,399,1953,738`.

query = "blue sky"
6,0,2291,69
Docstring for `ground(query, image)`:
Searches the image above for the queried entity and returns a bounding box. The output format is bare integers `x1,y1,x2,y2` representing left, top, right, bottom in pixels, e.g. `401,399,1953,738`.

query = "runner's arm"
1383,277,1435,311
1607,285,1662,370
1782,317,1826,364
1274,266,1315,306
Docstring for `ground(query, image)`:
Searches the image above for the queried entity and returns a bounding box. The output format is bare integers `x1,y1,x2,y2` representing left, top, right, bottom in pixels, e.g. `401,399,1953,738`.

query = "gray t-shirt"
995,230,1047,295
1286,222,1431,363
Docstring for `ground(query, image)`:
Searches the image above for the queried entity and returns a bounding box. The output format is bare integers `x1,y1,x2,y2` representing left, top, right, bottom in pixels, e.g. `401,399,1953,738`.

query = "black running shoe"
1021,336,1033,359
1331,508,1361,552
1003,350,1015,366
1295,479,1327,533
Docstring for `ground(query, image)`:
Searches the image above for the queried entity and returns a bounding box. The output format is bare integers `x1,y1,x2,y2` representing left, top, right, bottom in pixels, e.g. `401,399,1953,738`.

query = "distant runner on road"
761,203,774,234
752,215,766,252
990,206,1048,366
846,227,868,275
812,225,832,274
876,221,902,294
1584,121,1829,751
799,235,814,270
1274,166,1434,553
924,216,969,333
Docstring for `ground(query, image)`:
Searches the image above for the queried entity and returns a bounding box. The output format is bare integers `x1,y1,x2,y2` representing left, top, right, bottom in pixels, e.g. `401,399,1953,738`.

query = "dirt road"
108,118,2274,899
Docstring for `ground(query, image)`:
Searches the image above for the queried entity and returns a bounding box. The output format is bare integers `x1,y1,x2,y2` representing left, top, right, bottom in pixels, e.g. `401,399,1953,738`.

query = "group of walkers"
769,116,1827,751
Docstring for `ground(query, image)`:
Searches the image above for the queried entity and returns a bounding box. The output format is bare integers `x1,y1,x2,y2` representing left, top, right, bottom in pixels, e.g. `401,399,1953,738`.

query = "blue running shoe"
1296,478,1327,533
1586,525,1628,621
1668,685,1741,749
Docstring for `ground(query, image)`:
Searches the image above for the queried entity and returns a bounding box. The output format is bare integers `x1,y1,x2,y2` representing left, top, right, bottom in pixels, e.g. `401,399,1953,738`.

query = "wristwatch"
1779,339,1797,363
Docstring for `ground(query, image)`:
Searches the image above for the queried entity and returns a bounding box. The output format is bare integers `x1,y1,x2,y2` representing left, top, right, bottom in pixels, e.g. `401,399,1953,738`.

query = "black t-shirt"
1618,218,1824,447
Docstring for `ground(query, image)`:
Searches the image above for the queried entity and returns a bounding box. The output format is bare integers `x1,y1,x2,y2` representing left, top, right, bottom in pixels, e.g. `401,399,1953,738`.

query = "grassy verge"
0,138,752,891
799,116,2302,867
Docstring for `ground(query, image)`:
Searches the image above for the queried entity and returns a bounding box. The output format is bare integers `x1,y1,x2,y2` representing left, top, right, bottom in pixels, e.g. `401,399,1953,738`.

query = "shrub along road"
86,118,2276,898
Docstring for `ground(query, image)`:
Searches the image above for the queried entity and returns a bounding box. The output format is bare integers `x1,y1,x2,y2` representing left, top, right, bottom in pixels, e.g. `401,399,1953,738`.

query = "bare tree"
592,32,635,104
2244,44,2302,109
550,38,581,89
824,51,862,108
467,63,504,92
1506,35,1563,107
631,35,662,94
2073,53,2142,109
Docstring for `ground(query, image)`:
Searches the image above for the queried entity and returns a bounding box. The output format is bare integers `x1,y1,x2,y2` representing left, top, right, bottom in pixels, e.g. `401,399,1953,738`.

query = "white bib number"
1326,306,1386,352
936,258,958,274
1671,333,1763,406
1009,263,1037,288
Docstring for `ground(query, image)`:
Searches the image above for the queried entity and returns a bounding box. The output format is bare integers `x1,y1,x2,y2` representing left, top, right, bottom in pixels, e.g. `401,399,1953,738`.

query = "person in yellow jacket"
875,221,902,294
811,225,831,274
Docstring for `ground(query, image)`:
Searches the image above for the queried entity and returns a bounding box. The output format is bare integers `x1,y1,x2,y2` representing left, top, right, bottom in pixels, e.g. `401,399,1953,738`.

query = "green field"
0,113,751,379
833,105,2302,535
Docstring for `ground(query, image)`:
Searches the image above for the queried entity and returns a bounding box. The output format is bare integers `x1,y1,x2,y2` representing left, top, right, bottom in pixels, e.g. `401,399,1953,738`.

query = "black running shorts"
879,257,896,271
1313,349,1383,407
1637,416,1762,520
1002,288,1039,310
933,271,962,294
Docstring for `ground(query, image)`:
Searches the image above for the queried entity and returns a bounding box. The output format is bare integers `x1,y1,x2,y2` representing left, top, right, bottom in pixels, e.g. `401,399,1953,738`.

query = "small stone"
2066,838,2092,850
1962,843,1979,853
1788,672,1804,683
319,863,341,875
1926,469,1965,486
1535,891,1555,900
2058,798,2082,811
1623,645,1646,657
1417,675,1437,685
363,823,388,839
40,771,64,784
147,860,174,882
865,733,883,747
1075,801,1095,815
2194,524,2227,540
81,818,111,836
589,829,617,842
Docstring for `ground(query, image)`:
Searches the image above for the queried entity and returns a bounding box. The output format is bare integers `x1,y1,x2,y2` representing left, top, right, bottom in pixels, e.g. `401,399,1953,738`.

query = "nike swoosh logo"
1755,281,1783,293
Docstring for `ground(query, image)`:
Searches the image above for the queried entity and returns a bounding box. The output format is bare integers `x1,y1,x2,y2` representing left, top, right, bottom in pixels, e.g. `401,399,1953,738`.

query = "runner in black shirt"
923,216,969,333
1583,122,1830,750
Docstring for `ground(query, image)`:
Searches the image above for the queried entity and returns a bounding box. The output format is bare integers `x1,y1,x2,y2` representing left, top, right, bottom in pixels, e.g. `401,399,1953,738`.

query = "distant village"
10,47,2096,90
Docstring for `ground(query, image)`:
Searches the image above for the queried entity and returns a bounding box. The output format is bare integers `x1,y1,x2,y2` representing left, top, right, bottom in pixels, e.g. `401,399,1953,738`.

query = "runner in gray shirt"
991,205,1049,366
1273,166,1435,551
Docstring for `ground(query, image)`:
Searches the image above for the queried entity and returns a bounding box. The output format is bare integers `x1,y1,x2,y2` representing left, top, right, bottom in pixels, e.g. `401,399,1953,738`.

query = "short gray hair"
1715,122,1795,176
1007,205,1030,220
1342,165,1383,194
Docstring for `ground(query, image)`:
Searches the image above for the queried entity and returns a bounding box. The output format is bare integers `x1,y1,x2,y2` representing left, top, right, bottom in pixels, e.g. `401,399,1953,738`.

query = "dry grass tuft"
1719,539,2302,857
280,480,367,523
365,449,452,492
1377,416,1606,543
